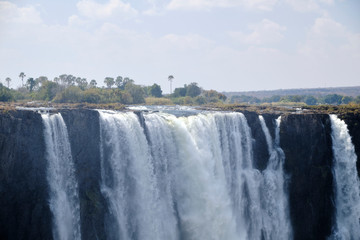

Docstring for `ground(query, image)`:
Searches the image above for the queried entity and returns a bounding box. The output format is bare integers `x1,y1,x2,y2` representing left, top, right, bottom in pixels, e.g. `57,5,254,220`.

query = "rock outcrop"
280,114,334,240
0,110,52,240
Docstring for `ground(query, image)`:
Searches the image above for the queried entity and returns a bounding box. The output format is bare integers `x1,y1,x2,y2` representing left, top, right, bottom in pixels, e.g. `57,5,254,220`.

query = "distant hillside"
224,86,360,99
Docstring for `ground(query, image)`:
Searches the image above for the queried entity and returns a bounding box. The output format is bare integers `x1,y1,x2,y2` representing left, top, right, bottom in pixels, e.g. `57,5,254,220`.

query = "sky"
0,0,359,93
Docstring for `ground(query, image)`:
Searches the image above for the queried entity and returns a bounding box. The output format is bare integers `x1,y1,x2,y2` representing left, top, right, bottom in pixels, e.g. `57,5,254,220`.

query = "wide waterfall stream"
36,109,360,240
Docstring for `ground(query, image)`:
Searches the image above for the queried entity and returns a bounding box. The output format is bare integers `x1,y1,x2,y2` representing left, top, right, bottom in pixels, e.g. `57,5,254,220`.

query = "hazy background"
0,0,359,93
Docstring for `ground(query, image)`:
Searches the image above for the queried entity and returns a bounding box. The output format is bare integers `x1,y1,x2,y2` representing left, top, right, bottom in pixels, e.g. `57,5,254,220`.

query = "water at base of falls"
98,110,292,240
329,115,360,240
42,113,81,240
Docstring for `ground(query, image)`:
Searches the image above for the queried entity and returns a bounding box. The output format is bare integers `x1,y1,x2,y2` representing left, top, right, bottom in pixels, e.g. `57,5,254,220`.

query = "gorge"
0,107,359,240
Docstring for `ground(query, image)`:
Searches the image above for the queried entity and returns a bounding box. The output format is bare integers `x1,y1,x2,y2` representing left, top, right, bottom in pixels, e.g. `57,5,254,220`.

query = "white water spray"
42,113,81,240
330,114,360,240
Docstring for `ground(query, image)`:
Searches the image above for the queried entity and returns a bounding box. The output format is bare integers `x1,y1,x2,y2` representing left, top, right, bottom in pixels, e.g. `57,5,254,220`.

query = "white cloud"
166,0,278,11
298,17,359,57
229,19,286,45
0,1,42,24
76,0,138,19
284,0,334,12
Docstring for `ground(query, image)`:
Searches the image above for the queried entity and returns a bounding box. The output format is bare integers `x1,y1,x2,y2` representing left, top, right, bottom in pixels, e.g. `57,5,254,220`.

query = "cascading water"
42,113,81,240
329,114,360,240
98,110,293,240
259,116,292,240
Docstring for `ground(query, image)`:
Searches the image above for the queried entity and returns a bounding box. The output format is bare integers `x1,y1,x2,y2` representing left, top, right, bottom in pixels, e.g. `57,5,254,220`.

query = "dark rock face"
0,110,52,240
280,114,334,240
243,111,271,171
60,109,107,240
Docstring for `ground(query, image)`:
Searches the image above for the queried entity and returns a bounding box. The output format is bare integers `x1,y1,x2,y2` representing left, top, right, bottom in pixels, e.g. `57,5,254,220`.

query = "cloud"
298,17,359,57
284,0,334,12
229,19,286,45
0,1,42,24
166,0,278,11
76,0,138,19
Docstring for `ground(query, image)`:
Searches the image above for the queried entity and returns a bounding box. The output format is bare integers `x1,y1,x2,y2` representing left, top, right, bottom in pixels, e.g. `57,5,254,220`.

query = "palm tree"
19,72,26,87
168,75,174,94
5,77,11,88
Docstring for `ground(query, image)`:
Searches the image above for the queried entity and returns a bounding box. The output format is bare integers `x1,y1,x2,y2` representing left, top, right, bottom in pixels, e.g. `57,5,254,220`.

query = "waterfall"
98,110,294,240
99,110,177,240
330,114,360,240
42,113,81,240
259,116,292,240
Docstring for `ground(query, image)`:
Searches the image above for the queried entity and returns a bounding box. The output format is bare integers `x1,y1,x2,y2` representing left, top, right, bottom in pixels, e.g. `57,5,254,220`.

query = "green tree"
89,79,97,88
323,94,343,105
125,83,145,104
304,95,317,105
35,80,59,101
149,83,162,97
26,78,36,92
186,82,201,97
75,78,88,90
5,77,11,88
19,72,26,86
104,77,115,88
341,96,353,104
173,87,187,97
115,76,123,88
0,83,13,101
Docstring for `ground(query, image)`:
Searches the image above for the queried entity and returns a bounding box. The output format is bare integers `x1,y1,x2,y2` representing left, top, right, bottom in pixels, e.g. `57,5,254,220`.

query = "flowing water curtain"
42,113,81,240
99,110,177,240
330,115,360,240
259,116,292,240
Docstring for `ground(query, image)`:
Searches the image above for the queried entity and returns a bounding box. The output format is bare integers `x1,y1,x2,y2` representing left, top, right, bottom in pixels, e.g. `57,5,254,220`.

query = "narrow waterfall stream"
42,113,81,240
330,114,360,240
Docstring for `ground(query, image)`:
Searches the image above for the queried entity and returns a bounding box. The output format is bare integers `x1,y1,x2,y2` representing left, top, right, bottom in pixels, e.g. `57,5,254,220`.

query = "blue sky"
0,0,359,92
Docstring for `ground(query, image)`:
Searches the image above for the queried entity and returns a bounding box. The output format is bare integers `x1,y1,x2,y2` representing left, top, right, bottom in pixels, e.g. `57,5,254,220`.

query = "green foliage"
186,82,201,97
149,83,162,98
26,78,36,92
82,88,101,103
35,81,60,101
54,86,83,103
230,95,261,104
304,95,318,105
173,87,187,97
89,79,97,88
104,77,115,89
0,83,13,102
125,83,145,104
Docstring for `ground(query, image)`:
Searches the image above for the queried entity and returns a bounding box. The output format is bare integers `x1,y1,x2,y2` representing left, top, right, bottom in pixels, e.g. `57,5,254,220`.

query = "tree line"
0,73,227,105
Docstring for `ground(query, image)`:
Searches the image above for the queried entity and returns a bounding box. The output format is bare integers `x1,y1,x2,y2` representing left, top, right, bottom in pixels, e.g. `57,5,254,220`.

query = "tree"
35,80,59,101
304,95,317,105
125,83,145,104
89,79,97,88
168,75,174,94
104,77,115,88
19,72,26,86
5,77,11,88
173,87,187,97
26,78,36,92
115,76,123,88
149,83,162,97
186,82,201,97
75,77,88,90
